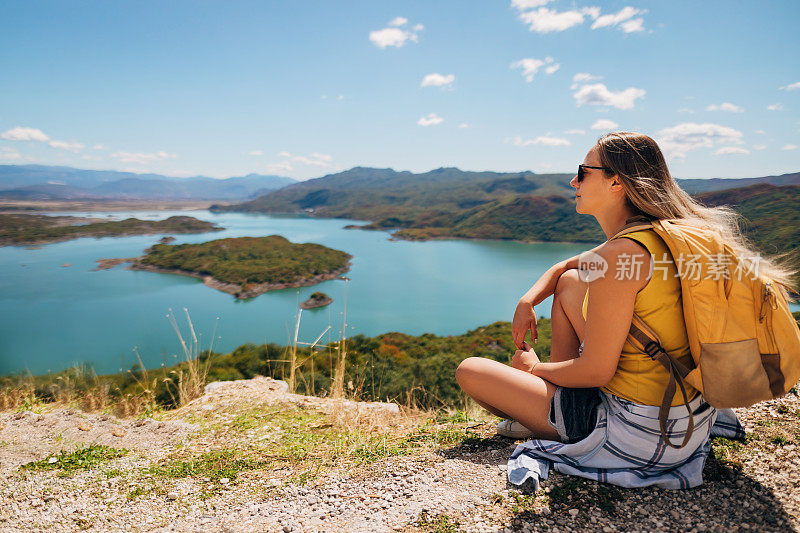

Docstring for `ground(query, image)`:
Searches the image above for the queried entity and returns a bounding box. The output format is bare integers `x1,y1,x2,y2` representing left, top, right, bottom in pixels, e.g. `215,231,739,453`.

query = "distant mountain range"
677,172,800,194
216,167,800,255
0,165,297,201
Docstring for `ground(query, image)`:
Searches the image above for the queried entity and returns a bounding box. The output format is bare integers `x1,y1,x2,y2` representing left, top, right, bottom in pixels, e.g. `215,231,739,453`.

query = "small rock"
167,492,179,500
220,478,230,484
78,422,91,431
112,427,126,438
48,456,58,464
569,508,579,517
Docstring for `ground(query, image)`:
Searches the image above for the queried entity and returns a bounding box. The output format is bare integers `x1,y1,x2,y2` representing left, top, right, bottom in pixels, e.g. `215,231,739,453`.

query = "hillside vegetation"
0,214,222,246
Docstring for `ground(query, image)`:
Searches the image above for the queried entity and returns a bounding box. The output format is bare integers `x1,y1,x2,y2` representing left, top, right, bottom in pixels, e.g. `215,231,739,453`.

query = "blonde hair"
596,131,797,298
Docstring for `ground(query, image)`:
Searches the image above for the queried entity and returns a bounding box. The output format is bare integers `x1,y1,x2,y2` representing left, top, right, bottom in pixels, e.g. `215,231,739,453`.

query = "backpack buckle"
644,341,661,359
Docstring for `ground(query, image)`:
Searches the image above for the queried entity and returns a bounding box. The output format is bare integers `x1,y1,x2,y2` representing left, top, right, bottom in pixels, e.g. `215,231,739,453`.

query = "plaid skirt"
507,389,745,490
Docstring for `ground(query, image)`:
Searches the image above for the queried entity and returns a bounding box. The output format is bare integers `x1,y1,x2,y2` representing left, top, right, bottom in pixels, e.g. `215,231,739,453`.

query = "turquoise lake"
2,210,796,377
0,210,592,376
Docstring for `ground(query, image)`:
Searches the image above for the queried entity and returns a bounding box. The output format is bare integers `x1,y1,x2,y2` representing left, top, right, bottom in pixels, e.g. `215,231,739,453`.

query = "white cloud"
248,150,264,156
767,103,783,111
544,63,560,75
620,17,645,33
591,119,619,130
511,0,552,9
753,144,767,150
678,108,695,114
417,113,444,127
511,56,559,82
582,6,601,19
511,135,570,147
780,82,800,91
591,7,643,31
715,146,749,155
421,73,455,88
573,83,645,110
564,129,586,135
92,144,105,150
369,19,422,48
48,140,85,151
266,162,293,173
706,102,744,113
656,122,744,159
573,72,599,83
754,130,766,134
81,154,102,161
570,72,601,89
782,144,798,151
293,156,332,167
1,126,50,142
459,123,469,129
518,7,585,33
337,94,345,100
110,150,176,164
276,151,334,167
0,147,21,160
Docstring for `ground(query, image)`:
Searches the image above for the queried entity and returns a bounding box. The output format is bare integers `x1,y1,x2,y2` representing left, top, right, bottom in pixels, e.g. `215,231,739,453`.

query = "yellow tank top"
581,229,698,406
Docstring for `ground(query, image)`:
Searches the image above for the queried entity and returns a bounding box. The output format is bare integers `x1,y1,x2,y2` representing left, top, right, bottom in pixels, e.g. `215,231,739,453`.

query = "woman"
455,131,795,489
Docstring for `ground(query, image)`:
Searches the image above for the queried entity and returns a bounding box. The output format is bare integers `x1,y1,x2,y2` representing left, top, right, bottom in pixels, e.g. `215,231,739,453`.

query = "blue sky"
0,0,798,180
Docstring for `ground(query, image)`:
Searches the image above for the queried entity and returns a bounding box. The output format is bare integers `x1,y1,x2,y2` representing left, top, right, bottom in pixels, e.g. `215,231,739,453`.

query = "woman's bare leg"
455,269,588,436
549,269,588,363
456,357,560,440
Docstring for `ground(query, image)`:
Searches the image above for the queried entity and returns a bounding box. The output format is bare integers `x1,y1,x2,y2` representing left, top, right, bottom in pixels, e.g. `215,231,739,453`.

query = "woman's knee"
455,357,481,386
554,268,583,297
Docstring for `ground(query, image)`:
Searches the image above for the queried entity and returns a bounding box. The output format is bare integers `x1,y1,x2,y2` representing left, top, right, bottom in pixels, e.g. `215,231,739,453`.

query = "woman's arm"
530,239,650,388
512,243,605,348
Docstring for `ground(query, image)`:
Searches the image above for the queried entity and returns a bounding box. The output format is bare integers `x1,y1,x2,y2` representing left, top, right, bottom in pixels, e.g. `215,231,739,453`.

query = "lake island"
131,235,352,299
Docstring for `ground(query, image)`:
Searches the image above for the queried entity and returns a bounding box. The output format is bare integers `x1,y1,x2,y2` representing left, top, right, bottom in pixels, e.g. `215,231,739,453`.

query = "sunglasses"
577,164,612,182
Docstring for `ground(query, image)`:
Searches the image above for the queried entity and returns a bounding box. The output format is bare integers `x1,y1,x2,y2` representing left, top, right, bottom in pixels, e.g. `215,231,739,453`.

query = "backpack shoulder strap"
626,314,695,449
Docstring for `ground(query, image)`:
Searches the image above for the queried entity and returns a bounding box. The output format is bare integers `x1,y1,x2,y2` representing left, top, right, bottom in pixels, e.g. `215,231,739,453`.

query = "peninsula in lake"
0,214,222,247
130,235,352,299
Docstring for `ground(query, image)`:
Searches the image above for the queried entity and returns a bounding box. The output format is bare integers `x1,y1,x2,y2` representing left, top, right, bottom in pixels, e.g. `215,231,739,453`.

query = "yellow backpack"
611,215,800,448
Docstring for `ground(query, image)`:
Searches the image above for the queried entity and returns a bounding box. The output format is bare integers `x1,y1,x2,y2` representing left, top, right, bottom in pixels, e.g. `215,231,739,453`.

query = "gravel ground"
1,377,798,532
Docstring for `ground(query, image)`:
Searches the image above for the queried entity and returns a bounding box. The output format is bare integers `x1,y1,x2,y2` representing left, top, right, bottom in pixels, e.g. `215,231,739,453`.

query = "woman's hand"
512,341,540,373
512,300,538,349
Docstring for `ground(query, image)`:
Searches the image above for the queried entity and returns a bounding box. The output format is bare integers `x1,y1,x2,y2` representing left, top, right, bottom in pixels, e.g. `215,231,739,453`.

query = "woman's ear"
608,177,625,193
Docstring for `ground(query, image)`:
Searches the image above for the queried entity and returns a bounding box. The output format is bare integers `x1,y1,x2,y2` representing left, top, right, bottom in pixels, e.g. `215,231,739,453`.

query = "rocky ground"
1,376,798,532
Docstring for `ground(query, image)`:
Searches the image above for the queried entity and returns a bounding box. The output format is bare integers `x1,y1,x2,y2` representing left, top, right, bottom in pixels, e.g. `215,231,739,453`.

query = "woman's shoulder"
597,234,651,260
593,237,652,291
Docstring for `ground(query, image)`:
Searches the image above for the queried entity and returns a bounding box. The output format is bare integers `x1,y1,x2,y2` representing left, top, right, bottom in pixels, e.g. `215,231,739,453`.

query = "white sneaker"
496,419,534,439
